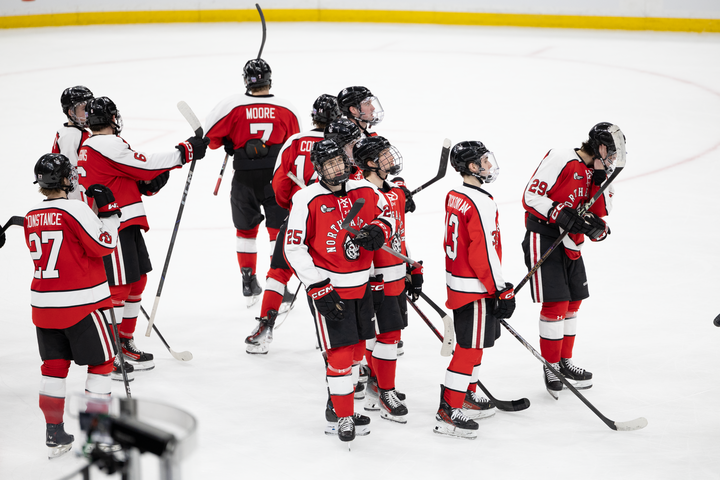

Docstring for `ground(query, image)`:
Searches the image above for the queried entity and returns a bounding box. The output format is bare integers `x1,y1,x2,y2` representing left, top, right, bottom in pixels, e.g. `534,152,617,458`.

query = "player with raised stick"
436,141,516,440
24,153,121,458
284,139,395,445
521,122,620,398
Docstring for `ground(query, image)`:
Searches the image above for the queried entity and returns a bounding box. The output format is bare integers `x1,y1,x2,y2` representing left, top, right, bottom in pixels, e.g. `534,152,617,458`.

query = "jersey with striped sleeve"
372,180,408,296
205,93,301,171
24,198,119,329
444,183,507,310
522,147,614,259
51,124,91,201
284,179,395,299
78,134,185,232
272,129,323,210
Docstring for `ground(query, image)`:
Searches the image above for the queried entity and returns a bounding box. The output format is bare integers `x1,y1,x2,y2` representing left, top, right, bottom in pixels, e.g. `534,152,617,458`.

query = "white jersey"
52,123,91,201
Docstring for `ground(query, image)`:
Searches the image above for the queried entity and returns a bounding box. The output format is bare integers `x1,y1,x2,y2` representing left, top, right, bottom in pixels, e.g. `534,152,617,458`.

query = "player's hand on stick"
86,184,121,218
494,283,516,319
406,262,423,302
177,136,209,164
223,137,235,157
352,219,390,251
582,213,610,241
393,177,416,213
548,202,584,234
370,275,385,313
308,279,345,322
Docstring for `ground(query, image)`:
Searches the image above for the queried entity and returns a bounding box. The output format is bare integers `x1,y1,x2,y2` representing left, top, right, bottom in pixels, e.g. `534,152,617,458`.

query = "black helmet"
311,139,350,186
588,122,619,158
311,94,341,126
324,118,361,149
450,141,499,183
34,153,76,192
60,85,93,125
337,86,384,126
86,96,123,134
243,59,272,91
352,136,403,175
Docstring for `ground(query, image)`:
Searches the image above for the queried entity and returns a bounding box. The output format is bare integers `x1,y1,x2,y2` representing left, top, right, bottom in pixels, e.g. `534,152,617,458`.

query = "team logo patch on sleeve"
343,233,360,261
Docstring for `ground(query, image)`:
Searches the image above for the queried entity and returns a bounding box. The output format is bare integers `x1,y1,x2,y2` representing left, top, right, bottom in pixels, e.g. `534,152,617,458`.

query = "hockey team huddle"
16,55,624,456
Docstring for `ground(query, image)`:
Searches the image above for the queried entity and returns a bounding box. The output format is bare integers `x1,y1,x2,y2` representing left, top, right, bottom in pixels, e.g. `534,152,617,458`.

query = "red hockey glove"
176,136,209,164
137,171,170,196
393,177,416,214
85,184,121,218
494,283,516,319
405,262,423,302
307,279,345,322
582,213,610,242
370,274,385,313
352,219,391,251
548,202,584,234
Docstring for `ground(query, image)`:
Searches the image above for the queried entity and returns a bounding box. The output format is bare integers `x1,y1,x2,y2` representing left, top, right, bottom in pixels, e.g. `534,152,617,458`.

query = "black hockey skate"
325,399,370,436
278,285,295,314
337,416,355,443
121,336,155,371
543,363,563,400
354,381,365,400
379,388,408,424
46,422,74,459
358,363,371,384
241,267,262,308
462,389,496,420
433,385,478,439
559,357,593,390
245,309,277,354
111,355,135,382
364,376,380,411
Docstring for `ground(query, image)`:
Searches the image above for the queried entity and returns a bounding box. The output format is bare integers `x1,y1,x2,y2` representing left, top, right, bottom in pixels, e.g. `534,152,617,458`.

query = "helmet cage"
311,140,351,187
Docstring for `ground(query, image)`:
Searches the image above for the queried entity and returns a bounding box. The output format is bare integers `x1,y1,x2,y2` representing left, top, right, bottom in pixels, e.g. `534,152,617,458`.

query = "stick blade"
170,349,194,361
177,101,203,137
614,417,648,432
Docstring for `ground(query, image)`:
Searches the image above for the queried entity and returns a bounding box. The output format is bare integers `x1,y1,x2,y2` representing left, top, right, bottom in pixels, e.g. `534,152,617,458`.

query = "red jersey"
284,179,395,299
444,183,507,310
24,198,119,329
372,180,408,296
78,134,185,232
52,123,91,201
522,148,613,259
272,129,323,210
205,93,301,171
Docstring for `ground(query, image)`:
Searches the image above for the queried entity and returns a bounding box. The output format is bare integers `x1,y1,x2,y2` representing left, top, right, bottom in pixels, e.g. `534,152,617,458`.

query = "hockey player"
244,94,340,354
284,139,395,443
205,58,301,308
324,117,365,182
78,96,207,378
337,86,384,138
521,122,618,398
436,141,515,440
52,85,94,201
25,153,120,459
352,136,415,423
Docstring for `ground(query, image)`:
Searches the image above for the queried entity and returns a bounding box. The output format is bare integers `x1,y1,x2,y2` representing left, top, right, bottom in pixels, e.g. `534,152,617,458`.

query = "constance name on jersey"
26,211,63,228
447,193,472,215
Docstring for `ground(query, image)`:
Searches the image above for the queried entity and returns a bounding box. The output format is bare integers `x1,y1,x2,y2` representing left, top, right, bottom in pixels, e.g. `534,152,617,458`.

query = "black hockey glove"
494,283,516,319
352,219,391,251
177,136,209,164
137,171,170,196
548,202,584,234
86,184,121,218
592,169,607,186
405,262,423,302
581,213,610,242
393,177,416,214
307,279,345,322
370,275,385,313
223,137,235,156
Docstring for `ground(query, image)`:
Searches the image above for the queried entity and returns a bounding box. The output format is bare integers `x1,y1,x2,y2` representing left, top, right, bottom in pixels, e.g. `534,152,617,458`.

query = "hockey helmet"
60,85,93,126
34,153,76,192
352,136,403,176
337,86,384,126
311,94,342,126
587,122,624,174
243,59,272,91
324,118,362,161
311,139,350,187
86,96,123,134
450,141,499,183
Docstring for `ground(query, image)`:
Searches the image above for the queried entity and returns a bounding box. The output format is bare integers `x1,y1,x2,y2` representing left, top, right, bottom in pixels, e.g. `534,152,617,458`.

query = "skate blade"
246,295,260,308
354,392,366,400
111,374,134,382
278,301,294,314
123,359,155,371
546,388,560,400
562,379,593,390
363,401,380,412
48,443,72,459
325,423,370,436
380,411,408,424
432,423,477,440
245,346,269,355
463,408,496,420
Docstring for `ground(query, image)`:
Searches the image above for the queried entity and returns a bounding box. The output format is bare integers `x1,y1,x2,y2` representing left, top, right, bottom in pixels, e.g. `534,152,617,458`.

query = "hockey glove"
85,184,121,218
307,279,345,322
592,169,607,186
548,202,584,234
494,283,516,319
176,136,209,164
137,171,170,196
582,213,610,242
370,275,385,313
393,177,416,214
405,262,423,302
352,219,391,251
223,137,235,157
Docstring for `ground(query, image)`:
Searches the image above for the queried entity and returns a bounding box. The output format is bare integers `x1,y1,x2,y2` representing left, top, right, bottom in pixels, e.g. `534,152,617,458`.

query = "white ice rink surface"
1,20,720,479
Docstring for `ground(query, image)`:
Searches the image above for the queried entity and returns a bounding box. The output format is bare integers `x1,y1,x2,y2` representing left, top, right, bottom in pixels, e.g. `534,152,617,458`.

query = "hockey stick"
406,296,530,412
410,138,451,195
145,101,203,337
213,153,229,196
108,309,132,398
140,306,193,361
515,125,626,294
255,4,267,59
0,215,24,235
499,318,646,431
340,198,423,270
274,282,303,330
417,292,454,356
